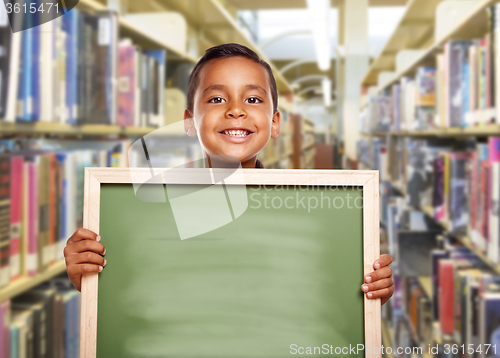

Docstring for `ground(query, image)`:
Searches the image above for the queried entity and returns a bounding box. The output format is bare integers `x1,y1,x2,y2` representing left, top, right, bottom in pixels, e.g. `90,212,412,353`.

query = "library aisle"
0,0,496,357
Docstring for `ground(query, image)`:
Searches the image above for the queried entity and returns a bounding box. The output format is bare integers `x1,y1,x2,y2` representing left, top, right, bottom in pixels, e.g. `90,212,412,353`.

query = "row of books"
361,135,500,265
356,137,387,181
379,163,500,357
379,185,500,357
0,138,130,288
360,5,500,132
0,277,80,358
0,7,166,126
388,244,500,358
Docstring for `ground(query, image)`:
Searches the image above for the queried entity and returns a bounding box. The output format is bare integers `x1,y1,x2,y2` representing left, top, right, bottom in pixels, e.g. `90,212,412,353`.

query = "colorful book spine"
118,42,136,127
489,137,500,264
24,160,38,277
0,154,10,288
9,156,22,282
439,259,455,334
63,8,79,124
49,153,56,265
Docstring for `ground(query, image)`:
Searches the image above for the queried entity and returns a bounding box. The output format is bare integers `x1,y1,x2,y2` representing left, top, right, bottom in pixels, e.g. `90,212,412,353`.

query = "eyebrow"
202,84,267,95
245,84,267,95
202,84,227,94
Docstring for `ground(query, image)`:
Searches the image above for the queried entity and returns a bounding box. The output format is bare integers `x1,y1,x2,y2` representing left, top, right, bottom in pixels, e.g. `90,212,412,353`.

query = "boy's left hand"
360,254,394,306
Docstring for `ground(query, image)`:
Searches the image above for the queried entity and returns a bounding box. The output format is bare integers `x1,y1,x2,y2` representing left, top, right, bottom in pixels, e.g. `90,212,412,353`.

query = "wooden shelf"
363,0,442,86
363,124,500,138
77,0,197,62
364,0,496,92
419,205,500,275
0,261,67,302
416,276,432,298
0,122,165,137
155,0,292,93
388,180,406,196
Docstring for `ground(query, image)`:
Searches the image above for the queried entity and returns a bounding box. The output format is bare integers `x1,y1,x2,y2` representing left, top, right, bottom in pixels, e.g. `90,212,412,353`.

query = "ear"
271,110,281,138
184,109,197,136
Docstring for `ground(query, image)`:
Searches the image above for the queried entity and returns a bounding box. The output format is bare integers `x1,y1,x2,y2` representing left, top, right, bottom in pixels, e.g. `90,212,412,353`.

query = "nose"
225,102,246,119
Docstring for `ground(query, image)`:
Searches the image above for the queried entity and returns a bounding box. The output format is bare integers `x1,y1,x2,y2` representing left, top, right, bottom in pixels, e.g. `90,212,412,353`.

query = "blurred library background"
0,0,499,357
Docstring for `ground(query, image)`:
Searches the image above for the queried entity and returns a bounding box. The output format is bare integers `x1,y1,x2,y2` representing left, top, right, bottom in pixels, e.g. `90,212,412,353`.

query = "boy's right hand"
64,228,106,292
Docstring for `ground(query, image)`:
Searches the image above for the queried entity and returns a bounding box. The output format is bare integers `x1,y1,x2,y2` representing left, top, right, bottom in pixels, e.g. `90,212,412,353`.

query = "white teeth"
223,130,249,137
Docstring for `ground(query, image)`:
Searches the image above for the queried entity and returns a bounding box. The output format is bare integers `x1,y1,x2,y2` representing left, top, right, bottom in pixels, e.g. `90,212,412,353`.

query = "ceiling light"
307,0,331,71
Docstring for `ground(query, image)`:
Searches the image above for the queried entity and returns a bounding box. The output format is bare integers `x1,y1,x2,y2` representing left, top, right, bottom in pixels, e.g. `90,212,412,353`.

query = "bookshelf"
0,2,304,357
0,261,67,302
0,122,161,137
357,0,500,354
360,123,500,138
0,0,300,304
362,0,442,86
364,0,497,93
419,205,500,276
78,0,198,63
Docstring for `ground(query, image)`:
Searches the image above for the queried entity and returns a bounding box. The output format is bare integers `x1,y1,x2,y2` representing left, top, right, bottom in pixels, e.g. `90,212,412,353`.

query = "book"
0,154,10,287
489,137,500,264
24,158,39,277
62,8,80,124
479,292,500,357
415,67,436,130
444,40,474,127
11,308,34,358
397,231,438,277
118,40,136,127
143,49,166,127
439,259,455,334
449,153,472,233
0,4,21,122
78,11,119,125
9,156,23,281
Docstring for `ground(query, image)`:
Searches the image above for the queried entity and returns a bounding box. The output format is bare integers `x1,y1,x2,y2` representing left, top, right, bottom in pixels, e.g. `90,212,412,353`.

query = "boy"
64,43,394,305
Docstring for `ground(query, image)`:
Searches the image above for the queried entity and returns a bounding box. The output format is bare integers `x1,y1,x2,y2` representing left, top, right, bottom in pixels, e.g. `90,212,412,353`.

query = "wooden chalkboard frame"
79,168,381,358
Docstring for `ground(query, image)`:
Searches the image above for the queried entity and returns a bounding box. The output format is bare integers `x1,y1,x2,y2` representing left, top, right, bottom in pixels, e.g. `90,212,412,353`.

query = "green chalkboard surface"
96,183,364,357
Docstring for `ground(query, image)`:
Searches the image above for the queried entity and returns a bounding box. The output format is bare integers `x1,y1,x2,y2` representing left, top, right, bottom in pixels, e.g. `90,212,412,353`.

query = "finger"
65,252,107,267
365,266,392,283
64,240,105,258
366,285,394,300
67,263,103,277
373,254,393,270
67,228,100,244
361,277,393,293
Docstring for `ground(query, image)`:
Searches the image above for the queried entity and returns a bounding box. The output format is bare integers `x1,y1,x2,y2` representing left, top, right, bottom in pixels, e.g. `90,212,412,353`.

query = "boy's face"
184,56,281,168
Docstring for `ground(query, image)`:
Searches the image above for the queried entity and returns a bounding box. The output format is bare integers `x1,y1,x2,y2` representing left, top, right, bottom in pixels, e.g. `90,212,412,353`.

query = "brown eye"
246,97,262,104
208,97,225,103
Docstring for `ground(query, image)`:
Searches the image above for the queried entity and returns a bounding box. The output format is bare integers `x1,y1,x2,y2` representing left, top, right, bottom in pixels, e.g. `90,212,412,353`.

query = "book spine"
0,155,10,288
495,4,500,123
39,21,55,122
9,156,22,281
439,260,455,334
32,21,41,122
26,161,38,277
48,154,56,265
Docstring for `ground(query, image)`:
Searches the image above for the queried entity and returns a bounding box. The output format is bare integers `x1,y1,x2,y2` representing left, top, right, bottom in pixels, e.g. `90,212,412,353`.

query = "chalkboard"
79,168,381,358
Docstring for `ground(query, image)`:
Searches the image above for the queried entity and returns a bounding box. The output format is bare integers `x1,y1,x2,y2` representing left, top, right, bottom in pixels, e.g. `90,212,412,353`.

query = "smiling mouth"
220,129,252,137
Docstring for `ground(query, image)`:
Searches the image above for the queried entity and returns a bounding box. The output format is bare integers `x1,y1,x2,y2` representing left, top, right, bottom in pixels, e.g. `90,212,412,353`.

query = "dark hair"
187,43,278,113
